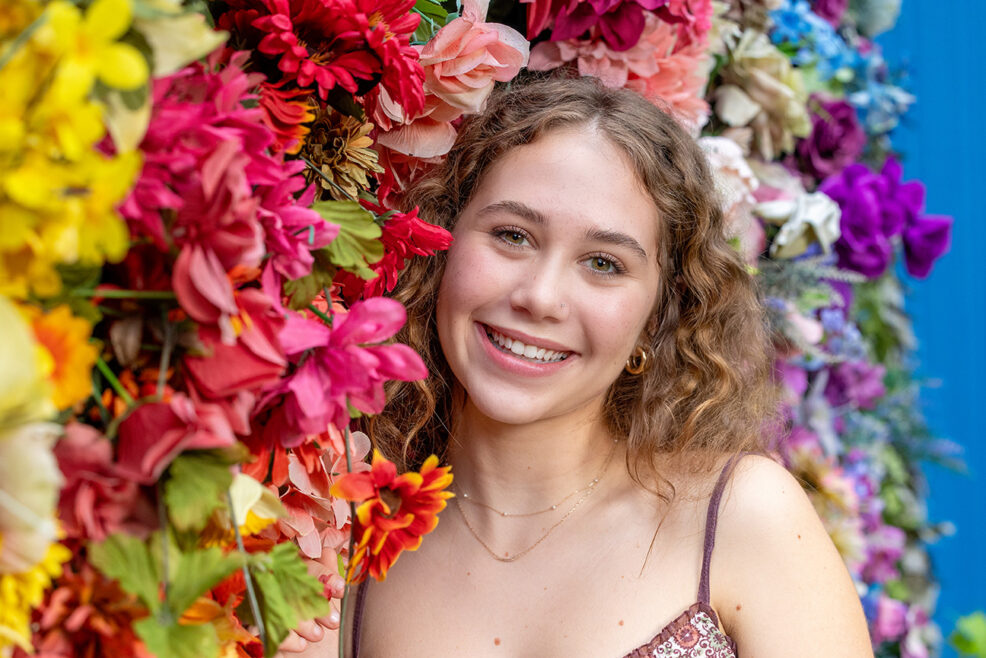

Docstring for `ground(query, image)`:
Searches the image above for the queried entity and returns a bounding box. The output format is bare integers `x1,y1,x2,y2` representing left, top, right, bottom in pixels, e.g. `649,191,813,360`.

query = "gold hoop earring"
625,346,649,375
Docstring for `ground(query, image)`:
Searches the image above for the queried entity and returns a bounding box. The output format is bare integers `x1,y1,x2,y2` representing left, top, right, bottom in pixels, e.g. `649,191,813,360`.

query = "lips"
482,324,573,363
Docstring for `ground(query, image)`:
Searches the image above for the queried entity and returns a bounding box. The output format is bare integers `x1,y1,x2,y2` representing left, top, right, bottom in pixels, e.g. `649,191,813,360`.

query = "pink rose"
419,0,529,118
376,0,529,158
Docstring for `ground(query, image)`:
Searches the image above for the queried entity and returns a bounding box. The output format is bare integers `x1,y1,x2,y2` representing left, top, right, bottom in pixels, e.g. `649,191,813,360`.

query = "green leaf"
134,617,220,658
414,0,448,24
313,200,384,280
952,612,986,657
167,547,245,617
89,533,162,613
250,542,331,657
164,450,237,532
283,249,337,311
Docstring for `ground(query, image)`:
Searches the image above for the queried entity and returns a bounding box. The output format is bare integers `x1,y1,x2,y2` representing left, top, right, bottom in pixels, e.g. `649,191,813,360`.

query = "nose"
508,255,571,322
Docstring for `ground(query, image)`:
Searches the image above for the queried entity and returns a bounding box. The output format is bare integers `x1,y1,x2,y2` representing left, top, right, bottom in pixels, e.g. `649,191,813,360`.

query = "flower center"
380,488,402,517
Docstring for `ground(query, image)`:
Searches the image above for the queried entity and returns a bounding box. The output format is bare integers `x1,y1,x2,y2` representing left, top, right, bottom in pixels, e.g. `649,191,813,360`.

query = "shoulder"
709,454,874,657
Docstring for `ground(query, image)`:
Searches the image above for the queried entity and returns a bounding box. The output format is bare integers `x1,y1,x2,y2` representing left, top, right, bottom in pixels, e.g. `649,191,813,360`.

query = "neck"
447,396,622,512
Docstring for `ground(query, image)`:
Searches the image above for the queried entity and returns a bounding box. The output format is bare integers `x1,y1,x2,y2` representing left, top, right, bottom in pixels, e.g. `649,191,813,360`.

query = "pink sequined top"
352,454,747,657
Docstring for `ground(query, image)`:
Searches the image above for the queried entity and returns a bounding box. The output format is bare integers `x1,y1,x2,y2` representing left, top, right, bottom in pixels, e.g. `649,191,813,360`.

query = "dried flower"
302,108,383,201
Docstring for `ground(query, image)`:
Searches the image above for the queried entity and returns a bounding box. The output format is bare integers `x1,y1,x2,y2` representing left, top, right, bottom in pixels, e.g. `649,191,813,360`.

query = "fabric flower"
794,95,865,181
714,28,810,159
27,560,153,657
220,0,425,116
522,0,671,52
257,297,429,446
54,422,154,542
115,394,236,484
302,107,384,201
529,13,711,133
824,360,886,410
22,305,99,411
0,422,62,574
698,136,764,264
756,191,841,259
334,205,453,303
330,450,453,583
374,0,529,159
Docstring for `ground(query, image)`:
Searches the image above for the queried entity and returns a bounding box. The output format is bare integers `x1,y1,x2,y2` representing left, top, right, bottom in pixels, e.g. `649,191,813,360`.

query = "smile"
483,326,571,363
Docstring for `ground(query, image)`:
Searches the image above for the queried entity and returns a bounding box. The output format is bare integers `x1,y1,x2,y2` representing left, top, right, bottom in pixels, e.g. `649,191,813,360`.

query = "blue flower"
769,0,857,81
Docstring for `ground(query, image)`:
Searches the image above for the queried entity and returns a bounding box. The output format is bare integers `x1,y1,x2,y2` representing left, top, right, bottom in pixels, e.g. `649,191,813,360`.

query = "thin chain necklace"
453,439,619,563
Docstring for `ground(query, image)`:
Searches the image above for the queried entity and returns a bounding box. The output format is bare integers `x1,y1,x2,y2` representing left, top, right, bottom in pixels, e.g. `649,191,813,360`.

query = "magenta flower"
795,95,865,181
824,360,886,410
257,297,429,447
523,0,671,51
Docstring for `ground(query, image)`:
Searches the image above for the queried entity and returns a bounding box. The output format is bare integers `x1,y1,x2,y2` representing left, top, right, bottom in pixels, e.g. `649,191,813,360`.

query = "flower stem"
307,304,333,326
339,426,358,658
227,489,267,651
95,356,134,407
72,288,177,300
155,482,173,623
157,312,175,398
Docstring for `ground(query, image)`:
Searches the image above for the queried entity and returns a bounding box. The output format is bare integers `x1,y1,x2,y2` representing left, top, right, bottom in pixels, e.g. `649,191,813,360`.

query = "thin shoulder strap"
352,580,368,657
698,452,749,605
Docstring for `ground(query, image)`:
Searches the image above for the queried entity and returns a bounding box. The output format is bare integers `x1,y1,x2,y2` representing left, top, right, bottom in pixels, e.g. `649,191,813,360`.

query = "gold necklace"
453,439,619,563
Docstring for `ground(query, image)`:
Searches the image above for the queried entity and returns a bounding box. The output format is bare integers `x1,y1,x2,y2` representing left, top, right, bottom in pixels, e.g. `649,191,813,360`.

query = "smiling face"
435,126,663,428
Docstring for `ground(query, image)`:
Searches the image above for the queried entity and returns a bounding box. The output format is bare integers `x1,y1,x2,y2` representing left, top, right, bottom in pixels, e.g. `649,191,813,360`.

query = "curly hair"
368,75,777,493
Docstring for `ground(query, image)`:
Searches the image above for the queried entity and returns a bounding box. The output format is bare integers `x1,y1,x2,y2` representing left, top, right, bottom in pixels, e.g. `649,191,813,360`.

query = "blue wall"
878,0,986,649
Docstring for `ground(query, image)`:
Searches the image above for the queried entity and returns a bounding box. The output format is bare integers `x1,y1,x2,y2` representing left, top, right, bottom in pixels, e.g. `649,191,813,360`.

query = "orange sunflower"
330,450,453,583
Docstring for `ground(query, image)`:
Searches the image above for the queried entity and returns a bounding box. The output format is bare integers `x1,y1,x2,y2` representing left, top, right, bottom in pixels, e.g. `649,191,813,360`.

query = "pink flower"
523,0,671,52
529,13,710,133
375,0,529,159
871,595,908,644
257,298,428,447
862,524,905,584
54,423,155,542
116,394,237,484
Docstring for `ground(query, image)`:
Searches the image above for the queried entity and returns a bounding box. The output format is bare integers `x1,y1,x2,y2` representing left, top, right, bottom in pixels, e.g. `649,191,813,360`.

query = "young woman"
279,76,873,657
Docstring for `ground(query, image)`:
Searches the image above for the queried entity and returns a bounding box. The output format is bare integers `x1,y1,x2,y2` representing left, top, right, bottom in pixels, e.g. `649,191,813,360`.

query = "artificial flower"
0,422,63,574
794,95,865,182
257,297,429,446
54,422,154,542
849,0,901,37
330,450,453,582
258,82,315,155
201,473,284,546
302,108,384,201
698,136,765,264
221,0,425,115
769,0,856,81
811,0,847,26
522,0,671,51
115,394,236,484
756,191,841,259
845,47,913,135
714,28,811,159
334,206,454,303
529,13,711,133
0,542,71,653
22,305,99,411
179,594,263,657
0,297,53,428
26,560,153,658
824,360,886,410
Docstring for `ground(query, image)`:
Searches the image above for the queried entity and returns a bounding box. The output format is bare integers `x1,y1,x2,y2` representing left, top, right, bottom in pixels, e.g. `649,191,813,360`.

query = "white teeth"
485,327,569,363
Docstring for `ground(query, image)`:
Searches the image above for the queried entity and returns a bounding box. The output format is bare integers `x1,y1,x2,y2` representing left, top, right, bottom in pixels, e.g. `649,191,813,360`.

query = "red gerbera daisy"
219,0,425,116
330,450,453,583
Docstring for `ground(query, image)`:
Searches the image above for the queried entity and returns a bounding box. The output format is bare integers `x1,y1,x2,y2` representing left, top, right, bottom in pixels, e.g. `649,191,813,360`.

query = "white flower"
757,191,842,259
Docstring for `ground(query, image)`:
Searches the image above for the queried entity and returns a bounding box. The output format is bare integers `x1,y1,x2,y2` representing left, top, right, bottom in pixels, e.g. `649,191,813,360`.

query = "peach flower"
698,136,764,265
529,13,711,134
376,0,528,158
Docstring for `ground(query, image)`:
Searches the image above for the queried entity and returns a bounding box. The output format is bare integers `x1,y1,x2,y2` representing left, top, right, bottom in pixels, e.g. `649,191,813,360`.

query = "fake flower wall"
0,0,955,656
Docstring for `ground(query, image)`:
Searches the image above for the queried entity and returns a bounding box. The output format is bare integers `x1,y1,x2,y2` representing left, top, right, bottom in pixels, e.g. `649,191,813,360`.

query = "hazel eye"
587,256,616,274
495,228,529,246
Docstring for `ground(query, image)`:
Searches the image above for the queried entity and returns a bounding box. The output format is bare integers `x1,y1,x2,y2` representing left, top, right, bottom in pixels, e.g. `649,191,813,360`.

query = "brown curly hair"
368,75,777,492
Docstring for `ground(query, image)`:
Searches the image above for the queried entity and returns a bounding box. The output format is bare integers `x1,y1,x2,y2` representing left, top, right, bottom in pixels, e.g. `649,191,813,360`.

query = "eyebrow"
478,200,650,261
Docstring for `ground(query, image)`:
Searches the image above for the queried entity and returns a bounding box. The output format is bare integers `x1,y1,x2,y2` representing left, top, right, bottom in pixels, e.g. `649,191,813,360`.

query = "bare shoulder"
710,454,874,657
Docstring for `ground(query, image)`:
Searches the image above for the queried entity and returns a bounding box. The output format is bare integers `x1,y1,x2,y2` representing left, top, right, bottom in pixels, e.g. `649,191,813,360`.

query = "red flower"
258,82,315,155
220,0,425,116
330,451,453,583
334,205,453,303
522,0,671,51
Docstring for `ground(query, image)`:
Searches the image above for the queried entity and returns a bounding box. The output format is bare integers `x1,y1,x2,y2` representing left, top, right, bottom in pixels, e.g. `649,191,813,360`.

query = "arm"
713,455,874,657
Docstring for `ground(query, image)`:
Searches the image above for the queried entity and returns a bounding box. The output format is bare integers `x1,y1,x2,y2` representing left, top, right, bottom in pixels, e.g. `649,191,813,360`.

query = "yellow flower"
201,474,285,547
0,297,52,427
0,542,71,652
36,0,149,95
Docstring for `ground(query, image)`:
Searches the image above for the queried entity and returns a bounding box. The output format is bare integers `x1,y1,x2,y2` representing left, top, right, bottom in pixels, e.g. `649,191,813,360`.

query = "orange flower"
330,451,453,583
23,305,98,410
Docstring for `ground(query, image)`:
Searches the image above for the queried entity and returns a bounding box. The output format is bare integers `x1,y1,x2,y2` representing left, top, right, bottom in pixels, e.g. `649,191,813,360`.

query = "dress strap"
698,452,750,605
352,580,368,658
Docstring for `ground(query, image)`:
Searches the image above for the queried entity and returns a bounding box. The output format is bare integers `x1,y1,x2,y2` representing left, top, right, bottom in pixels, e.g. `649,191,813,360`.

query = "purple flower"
824,360,886,409
548,0,670,51
863,524,906,584
812,0,848,27
820,157,952,278
796,96,865,180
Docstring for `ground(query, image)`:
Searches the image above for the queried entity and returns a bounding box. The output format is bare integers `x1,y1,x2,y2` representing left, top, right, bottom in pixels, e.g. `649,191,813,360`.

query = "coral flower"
330,451,453,583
